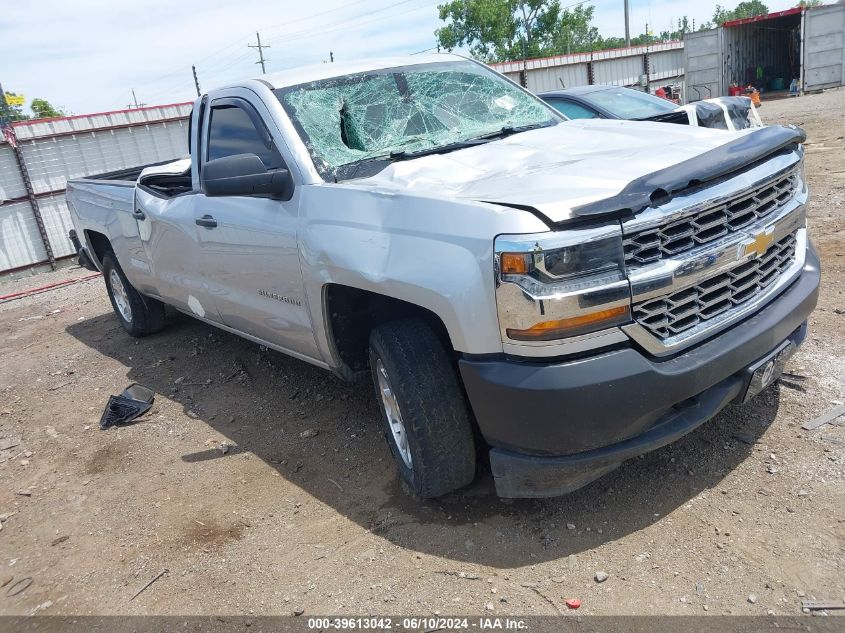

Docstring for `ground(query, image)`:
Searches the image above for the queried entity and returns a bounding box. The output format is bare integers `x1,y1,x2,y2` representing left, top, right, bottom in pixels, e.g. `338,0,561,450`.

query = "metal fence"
0,102,192,274
490,40,686,96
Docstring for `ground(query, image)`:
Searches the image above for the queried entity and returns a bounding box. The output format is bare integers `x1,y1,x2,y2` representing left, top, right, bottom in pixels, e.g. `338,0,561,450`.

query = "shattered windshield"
275,61,557,181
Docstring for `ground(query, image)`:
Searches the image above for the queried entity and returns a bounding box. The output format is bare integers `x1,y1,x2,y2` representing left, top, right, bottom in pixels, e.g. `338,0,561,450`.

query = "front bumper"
459,245,820,498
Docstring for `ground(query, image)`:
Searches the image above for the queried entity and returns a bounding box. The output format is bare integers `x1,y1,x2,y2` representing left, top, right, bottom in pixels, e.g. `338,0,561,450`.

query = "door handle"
132,208,146,220
195,215,218,228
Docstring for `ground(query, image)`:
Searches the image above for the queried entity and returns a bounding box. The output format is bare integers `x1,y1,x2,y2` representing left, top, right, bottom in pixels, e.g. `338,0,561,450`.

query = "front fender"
297,185,548,365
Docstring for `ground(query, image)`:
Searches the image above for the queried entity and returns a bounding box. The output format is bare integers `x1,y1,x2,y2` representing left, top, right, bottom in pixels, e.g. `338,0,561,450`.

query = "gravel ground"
0,89,843,617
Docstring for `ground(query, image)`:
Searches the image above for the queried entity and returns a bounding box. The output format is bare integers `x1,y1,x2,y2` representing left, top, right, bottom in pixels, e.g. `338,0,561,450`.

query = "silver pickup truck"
66,54,819,499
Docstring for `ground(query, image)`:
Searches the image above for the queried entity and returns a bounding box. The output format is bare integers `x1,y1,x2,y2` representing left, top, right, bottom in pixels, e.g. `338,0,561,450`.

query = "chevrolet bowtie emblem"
742,229,775,259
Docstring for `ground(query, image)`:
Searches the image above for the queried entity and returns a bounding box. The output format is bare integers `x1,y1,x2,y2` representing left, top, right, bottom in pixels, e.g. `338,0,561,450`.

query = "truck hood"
348,120,801,224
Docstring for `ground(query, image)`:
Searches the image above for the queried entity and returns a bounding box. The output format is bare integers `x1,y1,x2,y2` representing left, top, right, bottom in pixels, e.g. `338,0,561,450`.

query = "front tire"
102,251,166,337
369,318,476,498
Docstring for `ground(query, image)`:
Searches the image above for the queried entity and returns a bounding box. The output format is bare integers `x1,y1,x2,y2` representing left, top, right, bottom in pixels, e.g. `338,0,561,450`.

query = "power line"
142,1,362,92
189,0,373,71
197,49,257,82
140,0,436,105
268,0,437,48
131,0,327,97
560,0,590,11
253,0,373,43
178,0,434,95
248,32,270,74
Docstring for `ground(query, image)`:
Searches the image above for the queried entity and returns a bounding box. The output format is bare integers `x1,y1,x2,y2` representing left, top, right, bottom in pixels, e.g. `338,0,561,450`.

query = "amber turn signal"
506,305,629,341
500,253,529,275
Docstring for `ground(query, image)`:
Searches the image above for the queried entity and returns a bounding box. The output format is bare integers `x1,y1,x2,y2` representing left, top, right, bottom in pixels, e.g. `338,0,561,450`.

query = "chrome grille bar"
620,149,808,357
623,167,799,266
633,233,797,338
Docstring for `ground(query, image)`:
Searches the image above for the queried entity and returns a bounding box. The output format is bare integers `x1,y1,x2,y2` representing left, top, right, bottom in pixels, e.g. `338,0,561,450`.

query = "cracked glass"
275,61,557,181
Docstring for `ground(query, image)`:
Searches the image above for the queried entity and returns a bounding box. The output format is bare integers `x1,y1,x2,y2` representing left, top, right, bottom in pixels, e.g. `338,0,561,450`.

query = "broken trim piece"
482,200,556,228
802,403,845,430
572,125,806,218
99,383,155,430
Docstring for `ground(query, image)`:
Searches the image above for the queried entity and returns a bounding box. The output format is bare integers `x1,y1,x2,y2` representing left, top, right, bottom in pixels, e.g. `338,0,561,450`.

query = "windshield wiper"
387,123,552,161
337,140,485,180
470,121,554,142
388,138,489,161
337,122,554,180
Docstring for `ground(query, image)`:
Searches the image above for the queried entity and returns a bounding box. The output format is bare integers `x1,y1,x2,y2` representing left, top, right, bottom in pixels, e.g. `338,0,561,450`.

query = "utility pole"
127,89,146,110
329,51,334,63
192,65,202,97
624,0,631,47
248,32,270,74
520,37,528,88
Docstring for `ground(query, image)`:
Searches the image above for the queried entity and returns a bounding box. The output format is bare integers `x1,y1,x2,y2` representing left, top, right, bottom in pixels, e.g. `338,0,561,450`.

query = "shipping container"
684,3,845,101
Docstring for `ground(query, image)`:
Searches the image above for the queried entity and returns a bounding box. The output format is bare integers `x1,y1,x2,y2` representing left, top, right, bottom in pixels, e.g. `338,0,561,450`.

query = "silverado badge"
258,289,302,306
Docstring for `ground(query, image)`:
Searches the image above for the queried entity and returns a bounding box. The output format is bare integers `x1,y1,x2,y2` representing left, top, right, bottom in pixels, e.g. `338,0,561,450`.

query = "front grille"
624,170,798,266
633,233,797,339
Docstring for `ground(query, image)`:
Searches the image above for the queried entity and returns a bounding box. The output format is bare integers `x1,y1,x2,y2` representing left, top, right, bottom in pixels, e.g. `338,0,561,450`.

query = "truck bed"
70,157,193,197
66,178,137,243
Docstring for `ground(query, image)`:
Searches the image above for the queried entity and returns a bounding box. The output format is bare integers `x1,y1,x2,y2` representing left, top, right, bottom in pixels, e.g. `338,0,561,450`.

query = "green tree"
30,98,65,120
713,1,769,24
435,0,598,62
795,0,822,7
0,92,29,123
551,5,599,55
595,33,649,49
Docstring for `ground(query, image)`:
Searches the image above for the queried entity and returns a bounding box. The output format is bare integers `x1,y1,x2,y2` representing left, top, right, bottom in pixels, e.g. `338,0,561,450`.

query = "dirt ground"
1,89,843,618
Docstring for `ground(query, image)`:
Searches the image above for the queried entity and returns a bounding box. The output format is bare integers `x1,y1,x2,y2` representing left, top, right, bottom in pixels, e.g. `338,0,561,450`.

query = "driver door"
194,92,319,359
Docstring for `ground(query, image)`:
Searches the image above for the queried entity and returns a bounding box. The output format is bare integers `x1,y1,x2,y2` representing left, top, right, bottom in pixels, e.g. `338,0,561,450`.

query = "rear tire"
369,318,476,498
102,251,166,337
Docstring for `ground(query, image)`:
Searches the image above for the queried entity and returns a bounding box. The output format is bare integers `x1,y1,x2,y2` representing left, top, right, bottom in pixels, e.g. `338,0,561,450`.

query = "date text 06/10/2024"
306,617,528,630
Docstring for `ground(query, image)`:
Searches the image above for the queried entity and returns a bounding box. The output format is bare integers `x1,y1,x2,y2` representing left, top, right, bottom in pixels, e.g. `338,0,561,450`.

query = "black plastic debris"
99,383,155,430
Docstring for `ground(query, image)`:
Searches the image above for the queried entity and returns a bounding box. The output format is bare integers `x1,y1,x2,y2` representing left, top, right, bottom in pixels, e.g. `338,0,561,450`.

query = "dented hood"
348,119,802,224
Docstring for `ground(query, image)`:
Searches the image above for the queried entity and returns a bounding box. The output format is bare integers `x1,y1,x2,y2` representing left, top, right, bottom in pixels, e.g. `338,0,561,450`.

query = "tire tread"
370,319,476,498
102,251,166,337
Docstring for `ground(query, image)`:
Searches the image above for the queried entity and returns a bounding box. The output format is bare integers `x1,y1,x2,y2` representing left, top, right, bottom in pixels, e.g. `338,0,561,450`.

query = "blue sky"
1,0,797,115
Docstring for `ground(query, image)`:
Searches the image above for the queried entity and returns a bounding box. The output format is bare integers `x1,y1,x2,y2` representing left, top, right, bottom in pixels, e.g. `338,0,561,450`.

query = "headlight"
797,155,807,194
495,222,631,344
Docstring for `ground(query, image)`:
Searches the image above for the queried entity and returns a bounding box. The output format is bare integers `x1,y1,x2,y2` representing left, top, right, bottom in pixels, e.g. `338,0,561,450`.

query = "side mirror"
201,154,293,199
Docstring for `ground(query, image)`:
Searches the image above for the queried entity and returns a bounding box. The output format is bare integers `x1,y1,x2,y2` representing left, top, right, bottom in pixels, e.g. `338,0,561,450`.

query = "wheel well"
85,231,112,268
325,285,454,380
